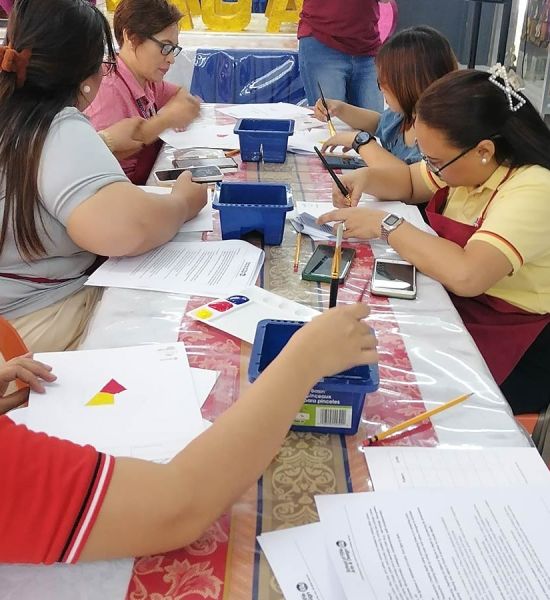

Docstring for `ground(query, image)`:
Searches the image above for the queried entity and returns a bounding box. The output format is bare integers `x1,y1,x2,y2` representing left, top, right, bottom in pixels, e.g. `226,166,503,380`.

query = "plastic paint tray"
187,288,319,344
248,319,379,435
212,181,293,245
233,118,295,163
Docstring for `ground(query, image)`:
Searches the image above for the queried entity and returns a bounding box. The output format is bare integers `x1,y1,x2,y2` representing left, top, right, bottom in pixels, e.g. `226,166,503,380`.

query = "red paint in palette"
207,300,234,312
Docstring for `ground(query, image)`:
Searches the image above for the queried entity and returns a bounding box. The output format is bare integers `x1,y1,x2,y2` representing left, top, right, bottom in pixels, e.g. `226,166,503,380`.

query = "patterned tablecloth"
79,106,530,600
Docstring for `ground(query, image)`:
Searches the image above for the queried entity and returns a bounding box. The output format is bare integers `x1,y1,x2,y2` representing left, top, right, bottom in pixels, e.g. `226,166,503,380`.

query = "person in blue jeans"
315,25,458,167
298,0,385,112
316,27,458,169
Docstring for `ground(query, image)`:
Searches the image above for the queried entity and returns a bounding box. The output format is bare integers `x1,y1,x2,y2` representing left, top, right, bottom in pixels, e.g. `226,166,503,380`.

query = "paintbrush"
329,222,344,308
318,82,337,137
314,146,352,207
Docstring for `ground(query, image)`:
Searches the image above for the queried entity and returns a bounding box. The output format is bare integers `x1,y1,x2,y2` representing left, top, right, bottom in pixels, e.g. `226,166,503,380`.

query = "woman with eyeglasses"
85,0,200,184
0,0,206,352
319,68,550,415
315,26,457,169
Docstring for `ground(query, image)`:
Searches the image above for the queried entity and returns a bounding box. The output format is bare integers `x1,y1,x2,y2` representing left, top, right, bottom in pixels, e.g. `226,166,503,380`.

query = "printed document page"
258,523,345,600
364,446,550,490
85,240,264,297
316,488,550,600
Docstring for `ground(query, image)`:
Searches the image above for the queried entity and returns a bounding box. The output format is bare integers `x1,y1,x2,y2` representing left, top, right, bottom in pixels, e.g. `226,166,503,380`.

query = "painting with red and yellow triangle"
86,378,127,406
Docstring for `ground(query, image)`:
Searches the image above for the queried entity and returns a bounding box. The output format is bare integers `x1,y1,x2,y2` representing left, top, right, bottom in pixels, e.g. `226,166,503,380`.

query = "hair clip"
488,63,526,113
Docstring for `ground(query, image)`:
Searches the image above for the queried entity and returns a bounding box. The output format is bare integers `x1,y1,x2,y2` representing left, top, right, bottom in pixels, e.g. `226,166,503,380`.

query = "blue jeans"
298,36,383,111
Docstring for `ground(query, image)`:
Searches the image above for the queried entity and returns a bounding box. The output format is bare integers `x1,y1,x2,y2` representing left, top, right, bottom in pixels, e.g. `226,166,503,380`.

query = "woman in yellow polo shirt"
319,67,550,415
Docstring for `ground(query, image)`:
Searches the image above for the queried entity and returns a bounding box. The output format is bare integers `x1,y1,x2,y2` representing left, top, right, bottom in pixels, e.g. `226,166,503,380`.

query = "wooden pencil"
293,232,302,273
362,393,474,446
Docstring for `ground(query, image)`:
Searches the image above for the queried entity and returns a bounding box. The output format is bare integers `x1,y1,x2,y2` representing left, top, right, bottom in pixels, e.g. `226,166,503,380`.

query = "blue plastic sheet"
190,48,306,104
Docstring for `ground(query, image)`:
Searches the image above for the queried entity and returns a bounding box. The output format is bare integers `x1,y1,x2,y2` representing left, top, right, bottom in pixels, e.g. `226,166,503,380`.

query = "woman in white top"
0,0,206,352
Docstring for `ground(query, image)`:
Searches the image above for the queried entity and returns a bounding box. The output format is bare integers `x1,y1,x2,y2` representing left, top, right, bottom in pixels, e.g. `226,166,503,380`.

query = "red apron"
425,172,550,384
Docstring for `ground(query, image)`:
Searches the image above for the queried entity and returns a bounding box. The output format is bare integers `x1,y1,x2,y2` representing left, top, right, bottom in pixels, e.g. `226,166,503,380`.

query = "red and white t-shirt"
0,415,114,564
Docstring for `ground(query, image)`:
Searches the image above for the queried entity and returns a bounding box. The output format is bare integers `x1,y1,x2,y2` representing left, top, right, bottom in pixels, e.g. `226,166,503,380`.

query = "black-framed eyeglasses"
416,141,477,177
148,35,182,57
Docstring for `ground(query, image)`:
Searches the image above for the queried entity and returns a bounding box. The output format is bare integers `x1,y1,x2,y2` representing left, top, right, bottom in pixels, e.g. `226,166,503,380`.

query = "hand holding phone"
370,258,416,299
154,165,223,184
172,171,208,220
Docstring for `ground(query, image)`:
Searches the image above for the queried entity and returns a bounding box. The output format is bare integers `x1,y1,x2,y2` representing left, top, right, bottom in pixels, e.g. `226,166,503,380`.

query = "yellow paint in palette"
196,308,214,319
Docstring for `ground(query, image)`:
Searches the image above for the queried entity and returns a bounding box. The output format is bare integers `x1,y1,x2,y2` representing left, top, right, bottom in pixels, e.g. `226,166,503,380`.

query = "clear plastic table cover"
78,104,532,599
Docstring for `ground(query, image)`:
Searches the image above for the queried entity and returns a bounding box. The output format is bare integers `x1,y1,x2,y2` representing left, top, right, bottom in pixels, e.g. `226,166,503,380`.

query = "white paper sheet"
192,368,219,409
11,344,204,461
364,446,550,490
139,186,214,233
160,125,240,150
258,523,345,600
316,488,550,599
0,559,133,600
216,103,313,120
287,129,328,154
85,240,264,297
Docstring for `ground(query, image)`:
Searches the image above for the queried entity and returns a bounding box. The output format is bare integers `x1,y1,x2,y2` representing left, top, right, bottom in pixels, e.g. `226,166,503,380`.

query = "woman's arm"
319,207,512,296
314,98,381,132
322,131,414,171
134,93,201,145
79,304,377,560
66,172,207,257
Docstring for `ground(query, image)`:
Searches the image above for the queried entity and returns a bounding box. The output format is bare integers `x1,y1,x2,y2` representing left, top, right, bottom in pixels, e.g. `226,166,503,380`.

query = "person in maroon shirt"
298,0,386,111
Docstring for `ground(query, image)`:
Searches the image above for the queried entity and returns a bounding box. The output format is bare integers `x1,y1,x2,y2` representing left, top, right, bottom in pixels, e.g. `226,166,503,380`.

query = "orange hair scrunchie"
0,46,32,88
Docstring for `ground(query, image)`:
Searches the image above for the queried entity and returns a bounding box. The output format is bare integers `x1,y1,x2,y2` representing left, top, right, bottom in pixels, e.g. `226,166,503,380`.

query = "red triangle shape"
100,379,127,394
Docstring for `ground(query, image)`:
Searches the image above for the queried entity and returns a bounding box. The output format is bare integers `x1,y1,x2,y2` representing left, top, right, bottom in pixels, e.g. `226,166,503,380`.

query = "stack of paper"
9,344,217,461
139,186,214,234
85,240,264,297
259,446,550,600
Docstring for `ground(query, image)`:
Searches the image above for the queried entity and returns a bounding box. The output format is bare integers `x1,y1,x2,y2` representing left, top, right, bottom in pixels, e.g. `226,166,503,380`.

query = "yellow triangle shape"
86,392,115,406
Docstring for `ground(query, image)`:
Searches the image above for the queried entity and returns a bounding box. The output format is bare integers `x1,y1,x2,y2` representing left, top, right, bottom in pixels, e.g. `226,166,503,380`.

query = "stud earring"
82,85,91,94
481,157,488,164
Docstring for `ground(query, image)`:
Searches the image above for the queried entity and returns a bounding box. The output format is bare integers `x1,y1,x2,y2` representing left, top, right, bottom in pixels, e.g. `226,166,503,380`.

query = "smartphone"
154,165,223,184
323,154,366,170
370,258,417,299
302,245,356,284
172,157,238,170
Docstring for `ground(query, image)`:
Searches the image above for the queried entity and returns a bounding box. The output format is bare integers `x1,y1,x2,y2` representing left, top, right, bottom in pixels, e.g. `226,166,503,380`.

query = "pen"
318,82,337,137
362,393,474,446
293,232,302,273
329,223,344,308
314,146,352,207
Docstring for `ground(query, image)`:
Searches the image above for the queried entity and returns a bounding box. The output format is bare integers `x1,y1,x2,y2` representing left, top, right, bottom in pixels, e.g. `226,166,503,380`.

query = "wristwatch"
380,213,404,243
352,131,375,153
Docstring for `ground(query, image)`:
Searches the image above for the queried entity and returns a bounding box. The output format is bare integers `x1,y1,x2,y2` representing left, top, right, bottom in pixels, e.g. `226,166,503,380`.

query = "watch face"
356,132,372,144
384,214,401,226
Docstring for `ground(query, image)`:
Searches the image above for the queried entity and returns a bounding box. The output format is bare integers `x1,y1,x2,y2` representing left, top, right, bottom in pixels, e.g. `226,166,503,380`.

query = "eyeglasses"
148,35,182,57
416,141,477,177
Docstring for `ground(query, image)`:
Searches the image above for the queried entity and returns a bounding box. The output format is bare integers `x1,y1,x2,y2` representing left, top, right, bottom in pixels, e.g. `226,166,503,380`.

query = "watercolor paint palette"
187,287,320,344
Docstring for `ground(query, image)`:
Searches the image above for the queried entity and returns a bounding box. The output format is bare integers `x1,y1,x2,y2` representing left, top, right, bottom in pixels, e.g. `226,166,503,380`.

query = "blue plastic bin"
234,118,294,163
213,182,293,245
248,319,379,435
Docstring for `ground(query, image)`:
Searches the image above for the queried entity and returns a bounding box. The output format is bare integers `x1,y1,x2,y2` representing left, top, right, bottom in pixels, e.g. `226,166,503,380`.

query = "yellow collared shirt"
420,162,550,314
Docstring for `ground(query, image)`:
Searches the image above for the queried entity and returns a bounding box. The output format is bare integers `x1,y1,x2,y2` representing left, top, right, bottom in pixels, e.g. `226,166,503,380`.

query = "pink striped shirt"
85,56,178,180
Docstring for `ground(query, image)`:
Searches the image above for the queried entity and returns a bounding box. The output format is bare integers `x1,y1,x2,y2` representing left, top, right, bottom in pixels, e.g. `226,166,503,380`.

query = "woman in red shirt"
0,303,377,563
